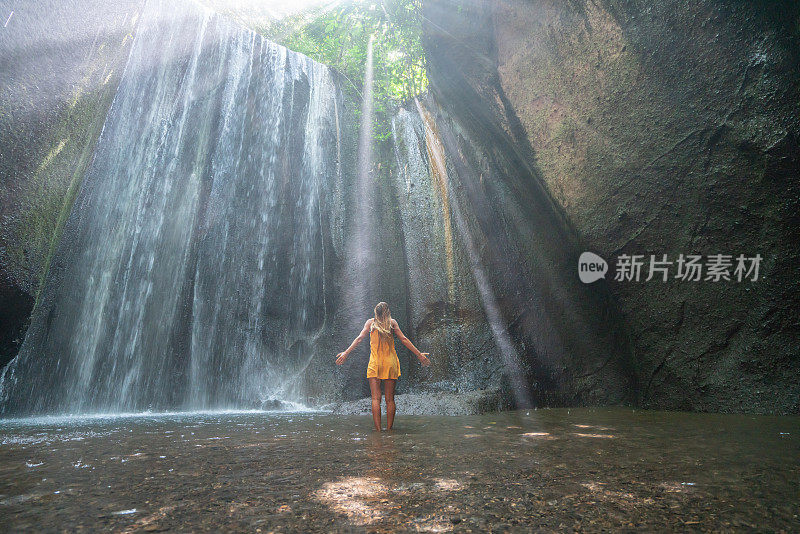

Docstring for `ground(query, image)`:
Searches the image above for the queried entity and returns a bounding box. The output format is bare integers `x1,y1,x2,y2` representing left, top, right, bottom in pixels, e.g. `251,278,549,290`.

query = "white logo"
578,252,608,283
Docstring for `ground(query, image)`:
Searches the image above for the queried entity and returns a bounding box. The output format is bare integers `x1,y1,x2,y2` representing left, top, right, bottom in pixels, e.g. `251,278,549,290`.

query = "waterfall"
0,0,343,415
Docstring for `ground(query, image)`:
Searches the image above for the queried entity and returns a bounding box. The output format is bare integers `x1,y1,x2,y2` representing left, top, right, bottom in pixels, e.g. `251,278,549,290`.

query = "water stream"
0,0,343,414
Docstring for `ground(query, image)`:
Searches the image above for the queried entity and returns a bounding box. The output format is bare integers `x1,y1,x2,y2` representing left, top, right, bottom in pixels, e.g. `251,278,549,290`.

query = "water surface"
0,407,797,531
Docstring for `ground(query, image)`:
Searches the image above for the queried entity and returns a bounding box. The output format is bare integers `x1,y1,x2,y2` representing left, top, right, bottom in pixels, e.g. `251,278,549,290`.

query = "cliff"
423,0,799,413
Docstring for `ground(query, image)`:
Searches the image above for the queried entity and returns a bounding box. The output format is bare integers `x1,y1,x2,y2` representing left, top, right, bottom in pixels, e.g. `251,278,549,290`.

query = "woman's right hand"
335,352,347,365
418,352,431,367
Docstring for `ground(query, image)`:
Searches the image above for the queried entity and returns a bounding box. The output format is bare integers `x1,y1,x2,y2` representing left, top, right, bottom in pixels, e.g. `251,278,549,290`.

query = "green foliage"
254,0,427,140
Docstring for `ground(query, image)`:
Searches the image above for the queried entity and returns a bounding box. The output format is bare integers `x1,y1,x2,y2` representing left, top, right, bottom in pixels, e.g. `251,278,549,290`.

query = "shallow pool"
0,407,797,531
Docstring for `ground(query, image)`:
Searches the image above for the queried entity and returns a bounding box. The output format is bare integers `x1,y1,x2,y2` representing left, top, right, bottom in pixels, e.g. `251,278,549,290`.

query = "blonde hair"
371,302,393,337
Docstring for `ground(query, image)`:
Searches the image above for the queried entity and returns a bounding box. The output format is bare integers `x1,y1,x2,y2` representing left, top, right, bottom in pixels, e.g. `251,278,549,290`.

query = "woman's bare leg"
384,379,397,430
368,377,382,431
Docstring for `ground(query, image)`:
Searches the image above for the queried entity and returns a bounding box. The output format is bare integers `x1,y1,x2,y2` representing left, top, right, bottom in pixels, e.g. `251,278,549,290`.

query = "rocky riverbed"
0,407,796,531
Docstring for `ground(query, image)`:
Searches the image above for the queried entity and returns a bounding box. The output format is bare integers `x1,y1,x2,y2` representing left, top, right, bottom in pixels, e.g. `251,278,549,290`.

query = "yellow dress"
366,326,401,379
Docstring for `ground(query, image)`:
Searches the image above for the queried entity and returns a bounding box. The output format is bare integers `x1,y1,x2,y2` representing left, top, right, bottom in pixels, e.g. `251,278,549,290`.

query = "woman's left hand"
335,352,347,365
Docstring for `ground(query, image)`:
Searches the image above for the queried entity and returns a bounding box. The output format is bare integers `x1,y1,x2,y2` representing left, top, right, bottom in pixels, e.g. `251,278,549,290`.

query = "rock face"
389,95,636,407
424,0,800,414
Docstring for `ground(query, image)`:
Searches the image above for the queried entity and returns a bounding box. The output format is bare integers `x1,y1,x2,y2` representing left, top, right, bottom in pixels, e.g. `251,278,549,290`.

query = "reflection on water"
0,408,797,531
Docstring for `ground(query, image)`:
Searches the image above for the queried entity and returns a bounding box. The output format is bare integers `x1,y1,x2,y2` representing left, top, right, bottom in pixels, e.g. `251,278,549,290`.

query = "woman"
335,302,430,431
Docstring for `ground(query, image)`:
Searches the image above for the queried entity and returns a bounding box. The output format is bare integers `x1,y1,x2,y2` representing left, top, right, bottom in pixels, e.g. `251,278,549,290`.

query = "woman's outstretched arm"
391,319,431,366
335,319,372,365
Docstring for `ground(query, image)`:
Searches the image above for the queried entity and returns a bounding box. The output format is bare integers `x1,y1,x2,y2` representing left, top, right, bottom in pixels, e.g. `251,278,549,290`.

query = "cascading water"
0,0,343,415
